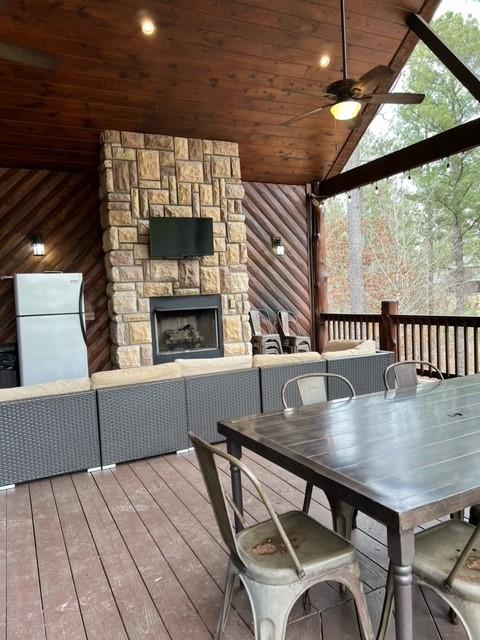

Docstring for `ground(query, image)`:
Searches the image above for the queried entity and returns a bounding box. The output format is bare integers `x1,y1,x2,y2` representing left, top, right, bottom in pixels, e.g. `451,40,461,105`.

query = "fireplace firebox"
150,295,224,363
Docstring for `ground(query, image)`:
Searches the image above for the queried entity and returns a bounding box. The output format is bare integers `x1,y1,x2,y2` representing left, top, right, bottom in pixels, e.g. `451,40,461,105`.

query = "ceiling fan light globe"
330,99,361,121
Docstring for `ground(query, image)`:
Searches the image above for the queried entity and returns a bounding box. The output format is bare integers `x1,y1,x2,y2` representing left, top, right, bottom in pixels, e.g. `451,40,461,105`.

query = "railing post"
380,300,398,357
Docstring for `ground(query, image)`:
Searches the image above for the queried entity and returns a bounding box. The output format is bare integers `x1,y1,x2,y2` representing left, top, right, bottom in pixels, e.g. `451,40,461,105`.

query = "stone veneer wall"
98,130,251,368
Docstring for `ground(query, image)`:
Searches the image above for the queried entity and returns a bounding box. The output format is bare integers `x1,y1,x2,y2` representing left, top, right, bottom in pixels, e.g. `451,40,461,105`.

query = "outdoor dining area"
1,0,480,638
2,352,480,640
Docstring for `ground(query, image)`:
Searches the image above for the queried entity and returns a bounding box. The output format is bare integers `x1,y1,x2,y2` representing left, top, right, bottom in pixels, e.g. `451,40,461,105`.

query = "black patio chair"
249,308,283,355
276,310,311,354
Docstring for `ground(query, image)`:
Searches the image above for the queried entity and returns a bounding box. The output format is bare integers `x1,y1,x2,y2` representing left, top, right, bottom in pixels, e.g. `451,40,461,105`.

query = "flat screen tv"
149,217,214,258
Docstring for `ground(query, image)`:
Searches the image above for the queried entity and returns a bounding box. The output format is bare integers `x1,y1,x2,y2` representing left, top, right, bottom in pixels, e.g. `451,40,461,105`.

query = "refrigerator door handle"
79,279,87,346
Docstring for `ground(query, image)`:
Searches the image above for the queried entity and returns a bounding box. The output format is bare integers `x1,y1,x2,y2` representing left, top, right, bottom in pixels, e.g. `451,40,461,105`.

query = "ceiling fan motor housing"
325,78,364,101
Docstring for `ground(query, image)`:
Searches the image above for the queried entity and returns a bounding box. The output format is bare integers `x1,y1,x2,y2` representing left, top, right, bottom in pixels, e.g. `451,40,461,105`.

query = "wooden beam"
407,13,480,103
306,183,316,344
325,0,442,179
314,117,480,198
310,198,329,352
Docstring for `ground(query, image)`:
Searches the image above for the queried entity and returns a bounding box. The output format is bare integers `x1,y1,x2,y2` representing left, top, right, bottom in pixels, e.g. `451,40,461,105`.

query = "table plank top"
218,374,480,531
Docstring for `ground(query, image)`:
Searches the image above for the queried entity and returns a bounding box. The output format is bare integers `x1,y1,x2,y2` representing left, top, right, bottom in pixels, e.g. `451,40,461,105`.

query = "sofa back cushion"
252,351,322,368
322,340,376,360
176,355,252,377
0,377,91,402
91,362,182,390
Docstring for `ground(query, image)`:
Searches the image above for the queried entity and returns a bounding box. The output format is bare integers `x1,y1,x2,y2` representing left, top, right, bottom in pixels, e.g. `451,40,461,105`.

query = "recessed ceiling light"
141,17,156,35
319,54,331,68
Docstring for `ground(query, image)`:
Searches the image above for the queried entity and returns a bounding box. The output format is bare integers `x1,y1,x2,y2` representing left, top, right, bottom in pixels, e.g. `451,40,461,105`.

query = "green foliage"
400,12,480,141
326,7,480,315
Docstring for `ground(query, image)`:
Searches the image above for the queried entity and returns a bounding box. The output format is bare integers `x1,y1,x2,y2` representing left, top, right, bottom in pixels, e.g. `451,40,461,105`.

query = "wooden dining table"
218,374,480,640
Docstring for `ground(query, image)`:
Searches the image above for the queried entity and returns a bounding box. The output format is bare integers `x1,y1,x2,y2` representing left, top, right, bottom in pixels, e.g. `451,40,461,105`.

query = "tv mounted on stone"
149,217,214,259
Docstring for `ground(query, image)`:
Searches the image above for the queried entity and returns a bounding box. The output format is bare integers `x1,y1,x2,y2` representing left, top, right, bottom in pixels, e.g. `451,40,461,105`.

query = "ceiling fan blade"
283,104,330,126
356,65,395,95
364,92,425,105
0,41,57,70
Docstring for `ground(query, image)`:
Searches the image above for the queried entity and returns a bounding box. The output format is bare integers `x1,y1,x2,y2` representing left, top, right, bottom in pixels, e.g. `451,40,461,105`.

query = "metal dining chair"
189,432,375,640
384,359,444,391
377,519,480,640
281,373,356,521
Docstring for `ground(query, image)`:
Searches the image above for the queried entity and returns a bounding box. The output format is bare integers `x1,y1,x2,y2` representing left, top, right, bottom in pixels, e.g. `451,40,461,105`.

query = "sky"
436,0,480,18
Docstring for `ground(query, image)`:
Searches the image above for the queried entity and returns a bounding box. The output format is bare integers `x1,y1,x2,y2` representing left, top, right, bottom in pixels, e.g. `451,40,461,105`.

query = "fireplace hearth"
150,295,224,363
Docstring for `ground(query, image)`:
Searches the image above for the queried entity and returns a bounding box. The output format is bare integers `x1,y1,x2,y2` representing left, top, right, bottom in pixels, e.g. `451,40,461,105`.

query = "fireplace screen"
150,294,223,363
154,308,219,355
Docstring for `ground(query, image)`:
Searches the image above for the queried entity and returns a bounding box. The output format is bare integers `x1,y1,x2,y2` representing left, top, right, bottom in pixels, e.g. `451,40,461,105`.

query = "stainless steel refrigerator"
14,273,89,385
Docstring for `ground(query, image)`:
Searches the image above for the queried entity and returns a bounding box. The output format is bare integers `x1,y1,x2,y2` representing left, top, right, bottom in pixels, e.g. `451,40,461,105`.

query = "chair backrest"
249,309,275,336
189,432,306,578
277,310,299,338
384,360,444,391
281,373,356,410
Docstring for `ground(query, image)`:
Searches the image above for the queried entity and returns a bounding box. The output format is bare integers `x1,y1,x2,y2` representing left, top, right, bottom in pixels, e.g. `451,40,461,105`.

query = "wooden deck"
0,447,470,640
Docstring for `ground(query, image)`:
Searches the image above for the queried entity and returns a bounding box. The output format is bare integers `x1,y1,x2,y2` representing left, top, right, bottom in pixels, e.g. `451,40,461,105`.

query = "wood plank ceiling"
0,0,440,184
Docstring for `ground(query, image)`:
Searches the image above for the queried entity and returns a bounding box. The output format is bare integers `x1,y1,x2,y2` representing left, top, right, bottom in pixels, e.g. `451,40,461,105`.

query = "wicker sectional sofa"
0,378,100,487
0,346,394,487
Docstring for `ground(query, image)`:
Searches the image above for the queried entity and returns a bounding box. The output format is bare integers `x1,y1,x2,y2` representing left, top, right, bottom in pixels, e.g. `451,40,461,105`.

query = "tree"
345,148,365,312
396,11,480,314
325,9,480,316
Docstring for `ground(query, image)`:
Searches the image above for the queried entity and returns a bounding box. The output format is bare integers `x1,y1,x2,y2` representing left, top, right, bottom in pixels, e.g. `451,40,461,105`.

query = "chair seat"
236,510,356,585
414,520,480,603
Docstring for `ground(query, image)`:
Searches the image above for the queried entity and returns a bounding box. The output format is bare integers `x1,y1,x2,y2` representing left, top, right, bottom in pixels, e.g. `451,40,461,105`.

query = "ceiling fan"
0,2,57,71
284,0,425,127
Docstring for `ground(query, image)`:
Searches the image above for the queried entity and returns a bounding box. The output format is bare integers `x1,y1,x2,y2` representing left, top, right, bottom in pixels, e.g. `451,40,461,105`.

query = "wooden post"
380,300,398,357
310,195,328,353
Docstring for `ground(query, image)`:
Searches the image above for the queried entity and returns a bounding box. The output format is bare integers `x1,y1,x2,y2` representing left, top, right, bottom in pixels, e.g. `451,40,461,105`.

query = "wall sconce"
271,236,285,257
30,234,45,257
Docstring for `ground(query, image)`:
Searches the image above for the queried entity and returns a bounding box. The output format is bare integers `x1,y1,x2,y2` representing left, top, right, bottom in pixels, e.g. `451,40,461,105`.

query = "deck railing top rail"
393,314,480,328
320,312,381,322
321,311,480,327
320,303,480,378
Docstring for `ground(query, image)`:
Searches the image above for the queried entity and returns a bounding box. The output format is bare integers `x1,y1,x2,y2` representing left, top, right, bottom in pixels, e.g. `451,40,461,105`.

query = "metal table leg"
227,437,244,532
387,528,415,640
327,496,357,595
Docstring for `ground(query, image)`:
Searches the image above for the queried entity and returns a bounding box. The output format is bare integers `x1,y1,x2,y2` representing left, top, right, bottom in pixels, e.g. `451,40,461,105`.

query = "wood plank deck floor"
0,447,470,639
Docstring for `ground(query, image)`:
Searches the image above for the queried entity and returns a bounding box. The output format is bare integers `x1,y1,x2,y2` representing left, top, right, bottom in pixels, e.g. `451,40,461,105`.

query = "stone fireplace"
99,130,251,368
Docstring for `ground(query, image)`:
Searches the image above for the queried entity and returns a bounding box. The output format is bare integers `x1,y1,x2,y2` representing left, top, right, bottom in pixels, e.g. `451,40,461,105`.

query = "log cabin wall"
0,167,111,374
243,182,312,336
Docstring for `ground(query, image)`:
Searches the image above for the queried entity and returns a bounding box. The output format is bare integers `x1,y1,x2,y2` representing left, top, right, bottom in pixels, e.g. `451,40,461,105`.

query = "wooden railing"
320,300,480,378
325,312,381,344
